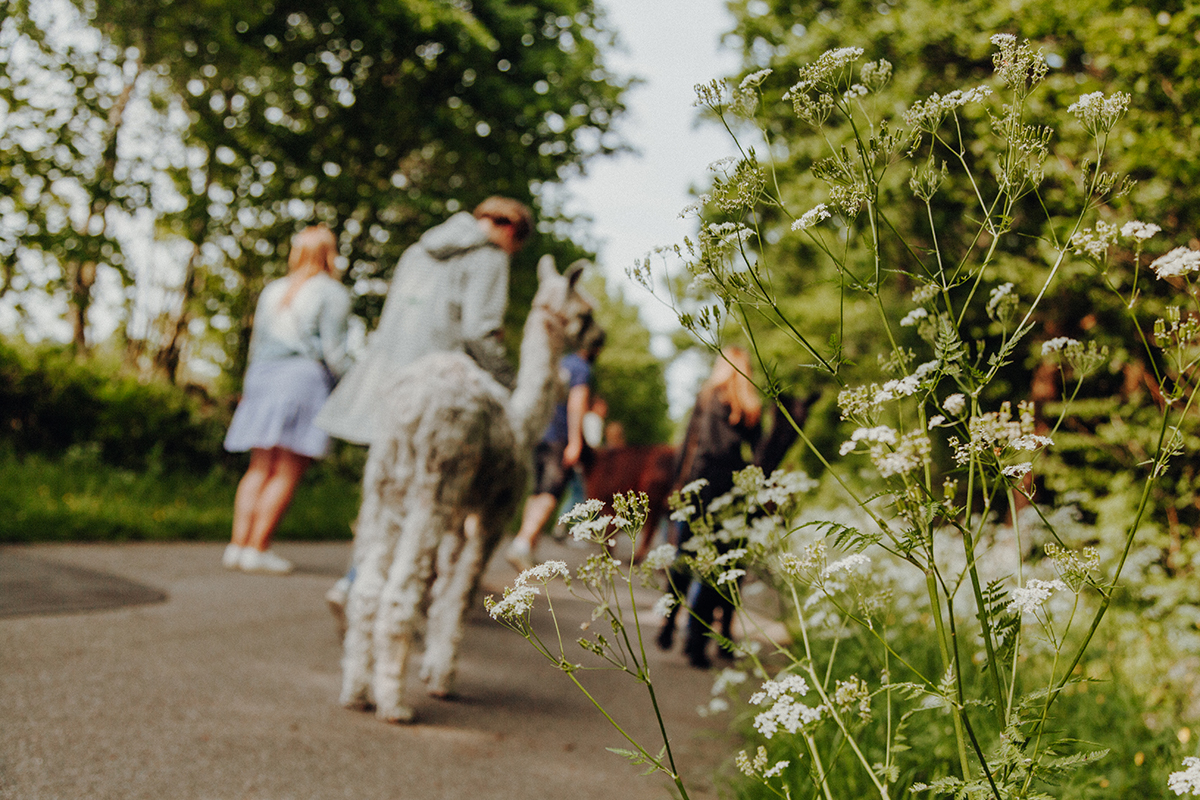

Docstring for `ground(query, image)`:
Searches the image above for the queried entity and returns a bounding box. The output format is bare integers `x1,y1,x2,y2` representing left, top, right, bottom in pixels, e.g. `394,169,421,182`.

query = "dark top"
676,390,762,505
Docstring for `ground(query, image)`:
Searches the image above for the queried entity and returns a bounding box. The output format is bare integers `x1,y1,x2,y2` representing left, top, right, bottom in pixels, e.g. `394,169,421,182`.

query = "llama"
583,443,677,563
339,255,598,723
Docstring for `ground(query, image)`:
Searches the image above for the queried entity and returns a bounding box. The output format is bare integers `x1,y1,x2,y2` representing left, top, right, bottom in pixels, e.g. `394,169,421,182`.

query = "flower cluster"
1151,247,1200,280
750,673,825,738
792,203,830,231
1068,90,1131,136
949,401,1052,466
1168,757,1200,795
904,86,992,133
1007,578,1068,615
736,745,791,779
486,561,569,622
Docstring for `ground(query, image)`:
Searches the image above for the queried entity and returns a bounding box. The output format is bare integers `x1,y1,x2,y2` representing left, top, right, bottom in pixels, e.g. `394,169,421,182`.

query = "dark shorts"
533,440,570,497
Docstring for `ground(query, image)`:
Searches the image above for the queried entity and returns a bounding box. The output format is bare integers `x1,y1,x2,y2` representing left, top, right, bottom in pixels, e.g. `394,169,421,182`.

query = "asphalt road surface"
1,539,738,800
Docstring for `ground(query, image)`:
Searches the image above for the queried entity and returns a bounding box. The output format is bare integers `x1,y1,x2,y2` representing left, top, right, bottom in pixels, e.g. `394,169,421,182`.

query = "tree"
0,0,158,356
585,273,672,445
80,0,632,383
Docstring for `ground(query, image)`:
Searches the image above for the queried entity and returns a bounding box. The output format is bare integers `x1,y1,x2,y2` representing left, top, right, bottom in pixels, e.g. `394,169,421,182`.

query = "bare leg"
245,448,312,552
231,448,273,548
511,492,558,552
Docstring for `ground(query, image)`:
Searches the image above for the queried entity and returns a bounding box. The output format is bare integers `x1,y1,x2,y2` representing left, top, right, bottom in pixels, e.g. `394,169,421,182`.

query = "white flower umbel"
1168,756,1200,795
514,560,569,586
643,544,678,571
486,583,541,621
821,553,871,578
1151,247,1200,280
900,307,929,327
1068,90,1131,136
651,593,677,618
1042,337,1081,355
1002,462,1033,479
750,673,825,738
792,203,831,231
943,393,966,415
1007,578,1068,615
1121,220,1161,241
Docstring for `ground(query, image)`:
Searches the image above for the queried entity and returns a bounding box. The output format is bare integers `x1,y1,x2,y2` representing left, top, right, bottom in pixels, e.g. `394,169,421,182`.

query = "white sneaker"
239,547,294,575
505,540,535,572
222,544,245,570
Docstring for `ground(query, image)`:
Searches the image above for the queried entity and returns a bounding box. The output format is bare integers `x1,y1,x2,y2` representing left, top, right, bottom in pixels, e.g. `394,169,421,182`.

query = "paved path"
0,540,736,800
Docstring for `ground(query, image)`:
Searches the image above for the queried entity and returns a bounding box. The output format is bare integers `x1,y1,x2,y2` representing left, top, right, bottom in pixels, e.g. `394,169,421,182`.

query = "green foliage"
0,445,358,543
586,273,672,445
0,337,230,472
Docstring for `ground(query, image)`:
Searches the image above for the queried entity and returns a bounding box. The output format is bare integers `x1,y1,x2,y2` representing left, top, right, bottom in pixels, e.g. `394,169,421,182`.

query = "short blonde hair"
473,196,534,243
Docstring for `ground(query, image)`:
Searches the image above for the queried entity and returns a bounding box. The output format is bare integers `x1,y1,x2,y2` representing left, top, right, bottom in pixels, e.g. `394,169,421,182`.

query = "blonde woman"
222,224,352,574
660,346,762,667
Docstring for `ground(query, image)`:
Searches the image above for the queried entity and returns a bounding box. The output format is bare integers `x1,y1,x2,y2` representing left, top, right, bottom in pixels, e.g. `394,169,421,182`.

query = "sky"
559,0,743,411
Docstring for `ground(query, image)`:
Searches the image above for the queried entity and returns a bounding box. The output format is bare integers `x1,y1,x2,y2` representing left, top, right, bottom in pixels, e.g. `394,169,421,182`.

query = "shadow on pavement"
0,551,167,618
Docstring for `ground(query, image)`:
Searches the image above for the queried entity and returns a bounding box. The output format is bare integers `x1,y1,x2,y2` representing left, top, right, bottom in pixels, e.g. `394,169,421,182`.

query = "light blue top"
246,272,353,378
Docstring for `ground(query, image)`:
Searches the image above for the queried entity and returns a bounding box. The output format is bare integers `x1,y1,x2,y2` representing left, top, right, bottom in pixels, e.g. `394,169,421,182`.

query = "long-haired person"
222,224,352,574
660,346,762,667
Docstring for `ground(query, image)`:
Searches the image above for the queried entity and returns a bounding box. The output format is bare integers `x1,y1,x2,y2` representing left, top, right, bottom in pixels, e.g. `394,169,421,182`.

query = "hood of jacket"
418,211,492,261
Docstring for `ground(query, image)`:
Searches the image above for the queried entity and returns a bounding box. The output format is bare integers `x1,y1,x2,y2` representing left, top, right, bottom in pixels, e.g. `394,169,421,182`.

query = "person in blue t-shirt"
506,332,605,569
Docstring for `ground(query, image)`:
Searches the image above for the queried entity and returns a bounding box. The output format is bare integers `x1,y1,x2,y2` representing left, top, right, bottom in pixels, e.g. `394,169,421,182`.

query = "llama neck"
508,307,564,456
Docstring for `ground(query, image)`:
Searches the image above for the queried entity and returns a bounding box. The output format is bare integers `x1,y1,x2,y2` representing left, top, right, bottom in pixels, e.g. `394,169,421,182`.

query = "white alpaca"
339,255,597,723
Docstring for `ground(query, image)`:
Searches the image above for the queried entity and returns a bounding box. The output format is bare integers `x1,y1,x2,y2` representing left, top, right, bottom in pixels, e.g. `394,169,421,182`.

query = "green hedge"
0,340,231,472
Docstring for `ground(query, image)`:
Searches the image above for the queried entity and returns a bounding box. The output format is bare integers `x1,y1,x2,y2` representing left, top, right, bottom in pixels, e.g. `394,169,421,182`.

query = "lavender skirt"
224,357,334,458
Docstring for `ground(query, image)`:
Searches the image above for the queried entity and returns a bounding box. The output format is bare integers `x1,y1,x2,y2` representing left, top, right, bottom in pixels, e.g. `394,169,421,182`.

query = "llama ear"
564,259,589,290
537,254,558,284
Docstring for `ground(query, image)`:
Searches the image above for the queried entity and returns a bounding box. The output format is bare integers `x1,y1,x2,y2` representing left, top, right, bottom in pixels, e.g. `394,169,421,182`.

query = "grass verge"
0,446,360,543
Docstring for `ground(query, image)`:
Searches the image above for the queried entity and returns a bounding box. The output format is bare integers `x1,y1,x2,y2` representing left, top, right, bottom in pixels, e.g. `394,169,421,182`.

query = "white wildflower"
1007,578,1068,615
559,499,605,525
1068,90,1131,134
753,695,825,738
717,568,746,585
1168,756,1200,795
739,69,773,90
1070,221,1120,259
750,673,811,704
712,668,748,696
1011,434,1053,451
514,560,569,586
843,83,868,101
943,393,966,415
792,203,831,231
486,584,540,620
679,478,709,495
900,307,929,327
991,33,1017,48
714,548,748,566
651,593,677,618
1151,247,1200,280
872,432,931,477
1042,336,1080,355
928,415,946,429
841,425,898,455
912,283,940,304
1002,462,1033,479
697,696,730,717
821,553,871,578
763,761,790,778
1121,221,1161,241
643,544,678,571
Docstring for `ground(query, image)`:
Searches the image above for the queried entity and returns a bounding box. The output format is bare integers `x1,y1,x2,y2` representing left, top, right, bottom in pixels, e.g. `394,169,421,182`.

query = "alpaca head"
532,254,603,354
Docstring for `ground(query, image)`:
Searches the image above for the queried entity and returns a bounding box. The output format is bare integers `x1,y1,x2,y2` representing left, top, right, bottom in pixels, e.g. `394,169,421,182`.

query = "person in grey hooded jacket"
315,197,533,445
